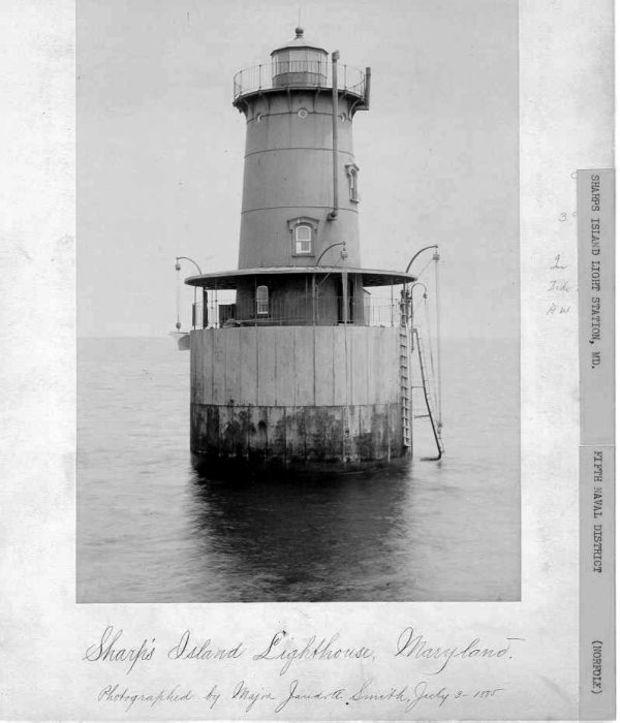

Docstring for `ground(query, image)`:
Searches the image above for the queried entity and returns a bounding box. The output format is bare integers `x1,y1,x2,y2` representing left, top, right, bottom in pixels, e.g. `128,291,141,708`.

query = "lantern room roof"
270,27,327,55
184,266,416,290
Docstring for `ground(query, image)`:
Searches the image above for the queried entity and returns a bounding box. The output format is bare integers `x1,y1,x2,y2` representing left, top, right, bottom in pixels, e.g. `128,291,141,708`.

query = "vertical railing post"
202,289,208,328
312,274,317,325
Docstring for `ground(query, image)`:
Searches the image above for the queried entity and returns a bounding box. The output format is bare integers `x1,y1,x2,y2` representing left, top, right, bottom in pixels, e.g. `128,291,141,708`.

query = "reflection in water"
187,467,413,601
77,337,520,603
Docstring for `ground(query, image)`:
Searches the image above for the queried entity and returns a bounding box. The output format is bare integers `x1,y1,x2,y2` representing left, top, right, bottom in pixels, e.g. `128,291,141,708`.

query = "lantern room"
271,27,329,87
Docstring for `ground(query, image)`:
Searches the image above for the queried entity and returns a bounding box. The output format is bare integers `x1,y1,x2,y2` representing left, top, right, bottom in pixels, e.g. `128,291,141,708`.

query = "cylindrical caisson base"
189,325,408,476
191,401,406,476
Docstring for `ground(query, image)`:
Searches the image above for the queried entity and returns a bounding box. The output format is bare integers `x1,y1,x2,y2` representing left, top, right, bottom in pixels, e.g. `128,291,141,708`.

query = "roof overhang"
185,267,416,290
270,44,327,55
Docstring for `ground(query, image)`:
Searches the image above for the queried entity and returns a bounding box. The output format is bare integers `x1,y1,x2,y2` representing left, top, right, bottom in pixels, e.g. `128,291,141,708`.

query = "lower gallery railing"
181,292,410,330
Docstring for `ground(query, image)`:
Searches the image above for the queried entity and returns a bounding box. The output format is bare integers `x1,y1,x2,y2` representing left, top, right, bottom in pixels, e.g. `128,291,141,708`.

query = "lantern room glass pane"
273,49,290,77
272,47,327,87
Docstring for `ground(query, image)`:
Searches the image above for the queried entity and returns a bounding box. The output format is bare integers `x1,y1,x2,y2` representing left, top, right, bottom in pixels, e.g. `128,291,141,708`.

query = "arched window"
256,285,269,316
295,224,312,255
287,216,318,257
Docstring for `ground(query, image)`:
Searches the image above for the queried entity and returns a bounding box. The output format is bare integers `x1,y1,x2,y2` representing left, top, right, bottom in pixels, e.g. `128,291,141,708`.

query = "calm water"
77,336,520,602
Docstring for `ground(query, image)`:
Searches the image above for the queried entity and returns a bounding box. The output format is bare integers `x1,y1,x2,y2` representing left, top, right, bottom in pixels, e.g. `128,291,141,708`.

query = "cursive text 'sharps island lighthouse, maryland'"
183,27,423,475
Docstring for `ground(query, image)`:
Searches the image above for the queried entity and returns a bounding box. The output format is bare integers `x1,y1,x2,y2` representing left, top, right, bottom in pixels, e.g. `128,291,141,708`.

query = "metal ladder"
412,327,443,460
399,315,412,448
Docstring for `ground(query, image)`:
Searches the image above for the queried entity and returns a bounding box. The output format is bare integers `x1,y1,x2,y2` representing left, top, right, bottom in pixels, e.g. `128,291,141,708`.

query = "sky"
77,0,518,339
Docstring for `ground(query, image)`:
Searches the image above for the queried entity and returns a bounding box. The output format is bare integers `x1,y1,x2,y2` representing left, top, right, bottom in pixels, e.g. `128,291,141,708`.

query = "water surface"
77,336,520,602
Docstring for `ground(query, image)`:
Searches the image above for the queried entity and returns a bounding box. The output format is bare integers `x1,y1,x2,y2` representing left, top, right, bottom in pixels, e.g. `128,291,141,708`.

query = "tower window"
288,216,319,257
295,225,312,255
256,285,269,316
345,163,360,203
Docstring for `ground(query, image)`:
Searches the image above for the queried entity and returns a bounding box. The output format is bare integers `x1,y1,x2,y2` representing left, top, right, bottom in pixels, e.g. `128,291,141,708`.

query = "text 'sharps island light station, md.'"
184,27,419,474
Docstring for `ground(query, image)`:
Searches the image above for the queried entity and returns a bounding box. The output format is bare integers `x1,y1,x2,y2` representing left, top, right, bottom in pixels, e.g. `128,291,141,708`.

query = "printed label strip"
578,168,615,720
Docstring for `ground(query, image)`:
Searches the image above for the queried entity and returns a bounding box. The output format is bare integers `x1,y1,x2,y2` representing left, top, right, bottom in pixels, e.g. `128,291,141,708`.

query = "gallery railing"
183,294,409,330
233,61,366,101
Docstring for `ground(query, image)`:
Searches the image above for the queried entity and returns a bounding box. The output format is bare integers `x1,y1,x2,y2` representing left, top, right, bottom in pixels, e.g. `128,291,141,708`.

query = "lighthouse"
184,28,420,474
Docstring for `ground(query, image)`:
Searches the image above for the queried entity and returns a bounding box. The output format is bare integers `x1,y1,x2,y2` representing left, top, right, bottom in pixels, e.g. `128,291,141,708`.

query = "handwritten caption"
83,625,524,715
97,678,506,715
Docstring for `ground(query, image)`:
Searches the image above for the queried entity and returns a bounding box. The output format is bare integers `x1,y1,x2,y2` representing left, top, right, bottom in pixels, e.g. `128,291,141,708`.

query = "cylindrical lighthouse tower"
185,28,416,475
238,29,362,269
